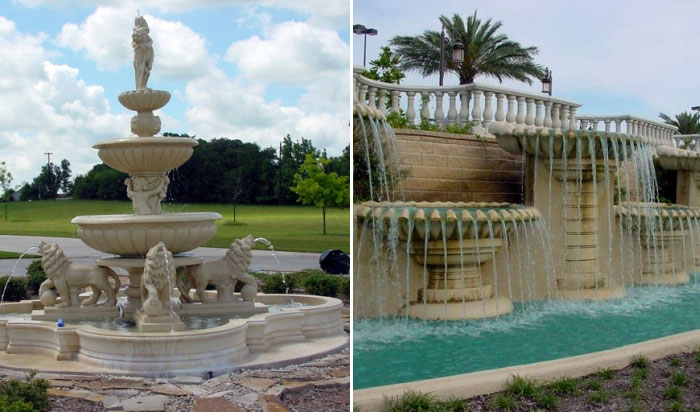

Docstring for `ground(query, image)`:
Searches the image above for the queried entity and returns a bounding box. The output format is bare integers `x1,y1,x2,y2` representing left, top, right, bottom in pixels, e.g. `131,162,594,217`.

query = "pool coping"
353,328,700,411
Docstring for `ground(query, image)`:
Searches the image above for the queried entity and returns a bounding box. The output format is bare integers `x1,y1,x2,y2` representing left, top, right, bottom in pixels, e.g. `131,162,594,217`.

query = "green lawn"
0,200,349,253
0,251,40,259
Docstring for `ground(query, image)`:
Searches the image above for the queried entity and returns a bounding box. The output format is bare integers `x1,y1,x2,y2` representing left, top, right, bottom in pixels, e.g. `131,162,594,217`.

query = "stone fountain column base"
638,231,690,286
133,309,185,332
407,238,513,320
553,286,626,300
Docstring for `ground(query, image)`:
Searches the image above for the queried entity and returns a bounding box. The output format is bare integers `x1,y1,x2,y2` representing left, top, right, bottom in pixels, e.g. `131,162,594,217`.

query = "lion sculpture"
177,235,258,304
37,241,120,308
141,242,175,317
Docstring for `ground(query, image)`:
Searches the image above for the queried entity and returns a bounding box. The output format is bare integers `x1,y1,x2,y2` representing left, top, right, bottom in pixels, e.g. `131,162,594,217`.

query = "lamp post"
353,24,378,67
439,26,447,86
541,68,552,96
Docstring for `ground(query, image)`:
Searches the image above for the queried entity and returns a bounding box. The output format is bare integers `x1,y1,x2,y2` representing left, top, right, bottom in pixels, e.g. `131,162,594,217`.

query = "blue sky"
353,0,700,126
1,0,349,185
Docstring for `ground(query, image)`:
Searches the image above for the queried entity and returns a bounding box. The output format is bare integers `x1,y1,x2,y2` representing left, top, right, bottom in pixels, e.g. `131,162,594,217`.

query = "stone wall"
393,129,524,203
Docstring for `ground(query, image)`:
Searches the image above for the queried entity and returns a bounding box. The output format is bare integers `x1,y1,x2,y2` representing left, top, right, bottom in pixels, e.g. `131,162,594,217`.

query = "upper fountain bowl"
118,89,171,112
94,137,198,174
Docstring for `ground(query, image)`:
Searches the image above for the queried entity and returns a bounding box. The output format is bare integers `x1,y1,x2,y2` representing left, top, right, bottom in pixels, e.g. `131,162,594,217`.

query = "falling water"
601,136,614,286
254,237,285,292
422,218,429,319
588,134,600,290
404,212,414,322
457,219,467,322
1,246,39,305
512,219,525,303
499,216,513,303
487,220,500,315
472,217,487,318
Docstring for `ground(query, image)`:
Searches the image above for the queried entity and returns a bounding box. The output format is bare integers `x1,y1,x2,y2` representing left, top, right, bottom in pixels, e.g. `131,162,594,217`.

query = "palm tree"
659,111,700,149
390,11,544,85
659,111,700,135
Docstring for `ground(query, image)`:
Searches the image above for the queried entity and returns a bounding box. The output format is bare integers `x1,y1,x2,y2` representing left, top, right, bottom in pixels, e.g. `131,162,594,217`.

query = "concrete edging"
353,329,700,412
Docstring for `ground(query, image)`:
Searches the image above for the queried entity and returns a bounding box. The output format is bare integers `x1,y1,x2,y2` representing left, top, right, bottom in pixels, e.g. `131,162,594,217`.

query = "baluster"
560,104,569,130
447,91,458,126
353,77,359,99
615,119,622,133
504,94,514,123
482,91,494,127
420,91,431,123
377,89,387,114
390,90,400,114
359,84,368,103
406,91,416,125
471,90,483,127
580,119,588,131
458,90,470,126
434,91,444,127
534,99,544,127
525,98,535,127
568,106,577,131
368,87,377,109
603,119,611,132
552,103,561,131
543,101,553,128
495,93,506,122
516,96,526,125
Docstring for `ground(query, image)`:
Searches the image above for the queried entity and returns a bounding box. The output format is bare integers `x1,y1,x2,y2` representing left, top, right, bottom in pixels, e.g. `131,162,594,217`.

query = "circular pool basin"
354,281,700,389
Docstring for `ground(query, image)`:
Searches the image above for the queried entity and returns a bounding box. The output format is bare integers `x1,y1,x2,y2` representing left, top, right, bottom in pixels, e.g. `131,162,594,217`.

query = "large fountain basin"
0,295,346,376
616,202,700,231
355,201,541,241
94,137,198,175
71,212,221,255
656,146,700,172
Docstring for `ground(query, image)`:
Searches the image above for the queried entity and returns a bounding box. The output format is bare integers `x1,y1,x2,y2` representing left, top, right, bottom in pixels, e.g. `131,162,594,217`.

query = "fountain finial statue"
132,16,153,90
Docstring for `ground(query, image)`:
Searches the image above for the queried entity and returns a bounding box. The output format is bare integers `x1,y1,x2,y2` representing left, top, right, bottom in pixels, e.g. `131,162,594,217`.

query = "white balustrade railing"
576,115,677,147
673,134,700,151
354,66,582,133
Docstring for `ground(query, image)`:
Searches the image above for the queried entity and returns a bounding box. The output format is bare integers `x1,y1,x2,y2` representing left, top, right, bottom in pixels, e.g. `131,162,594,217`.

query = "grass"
670,370,689,387
664,385,681,400
0,251,39,259
547,377,578,396
597,368,615,380
631,355,649,369
489,393,519,411
0,200,349,253
670,358,681,367
385,391,468,412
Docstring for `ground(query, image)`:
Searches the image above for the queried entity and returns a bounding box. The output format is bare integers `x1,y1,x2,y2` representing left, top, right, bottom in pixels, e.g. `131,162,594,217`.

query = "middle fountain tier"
490,123,651,300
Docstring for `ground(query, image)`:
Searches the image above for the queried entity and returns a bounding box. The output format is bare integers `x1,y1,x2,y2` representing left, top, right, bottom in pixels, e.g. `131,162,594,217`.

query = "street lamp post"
353,24,378,67
541,68,552,96
439,26,446,86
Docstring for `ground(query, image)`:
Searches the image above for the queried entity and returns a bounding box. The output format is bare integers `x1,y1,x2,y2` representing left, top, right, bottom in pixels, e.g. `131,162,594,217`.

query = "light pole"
353,24,378,67
439,26,447,86
541,68,552,96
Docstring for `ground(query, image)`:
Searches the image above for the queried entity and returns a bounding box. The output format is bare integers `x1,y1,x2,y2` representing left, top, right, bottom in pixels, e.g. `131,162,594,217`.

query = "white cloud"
185,69,348,154
55,5,213,80
225,21,348,85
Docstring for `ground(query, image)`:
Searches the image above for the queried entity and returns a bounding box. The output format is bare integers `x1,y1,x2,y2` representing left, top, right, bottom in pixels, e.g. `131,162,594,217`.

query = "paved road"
0,235,320,275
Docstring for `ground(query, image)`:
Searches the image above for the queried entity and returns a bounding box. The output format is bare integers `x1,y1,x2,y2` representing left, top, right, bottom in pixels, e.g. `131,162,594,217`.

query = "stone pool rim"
353,328,700,412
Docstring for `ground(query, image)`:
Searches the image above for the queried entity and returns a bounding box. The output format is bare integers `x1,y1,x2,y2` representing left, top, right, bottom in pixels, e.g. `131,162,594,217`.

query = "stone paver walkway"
0,348,349,412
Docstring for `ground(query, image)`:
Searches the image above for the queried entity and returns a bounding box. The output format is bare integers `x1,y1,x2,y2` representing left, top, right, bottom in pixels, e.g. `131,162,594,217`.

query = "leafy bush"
339,276,350,298
25,261,46,296
302,273,340,297
0,276,27,302
0,373,50,412
261,274,295,294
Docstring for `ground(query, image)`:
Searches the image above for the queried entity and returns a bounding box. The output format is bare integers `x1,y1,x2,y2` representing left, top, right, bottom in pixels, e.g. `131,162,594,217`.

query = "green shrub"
489,393,519,411
506,375,539,399
0,373,50,412
548,377,577,395
25,261,46,296
631,355,648,369
302,273,340,297
339,276,350,298
261,274,295,294
0,276,27,302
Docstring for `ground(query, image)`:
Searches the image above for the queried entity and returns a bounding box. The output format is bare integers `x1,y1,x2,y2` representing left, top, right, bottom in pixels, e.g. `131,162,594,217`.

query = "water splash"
1,246,39,305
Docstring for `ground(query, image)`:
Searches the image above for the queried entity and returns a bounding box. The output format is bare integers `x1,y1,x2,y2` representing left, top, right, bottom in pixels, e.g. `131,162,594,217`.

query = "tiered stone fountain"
0,17,346,376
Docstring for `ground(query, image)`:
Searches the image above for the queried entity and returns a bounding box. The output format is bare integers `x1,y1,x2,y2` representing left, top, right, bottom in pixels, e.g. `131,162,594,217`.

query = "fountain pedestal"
407,238,513,320
550,158,626,300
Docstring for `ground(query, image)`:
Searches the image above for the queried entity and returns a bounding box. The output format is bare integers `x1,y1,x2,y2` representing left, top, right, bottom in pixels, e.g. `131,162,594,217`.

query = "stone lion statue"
37,242,120,308
141,242,175,317
132,16,153,90
177,235,258,304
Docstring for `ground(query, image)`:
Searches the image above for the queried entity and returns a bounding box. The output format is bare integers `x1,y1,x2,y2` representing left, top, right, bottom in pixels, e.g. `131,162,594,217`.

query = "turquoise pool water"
354,281,700,389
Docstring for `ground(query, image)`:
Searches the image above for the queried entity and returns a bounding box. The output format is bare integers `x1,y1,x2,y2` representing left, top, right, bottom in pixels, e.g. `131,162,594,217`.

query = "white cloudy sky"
354,0,700,124
1,0,349,186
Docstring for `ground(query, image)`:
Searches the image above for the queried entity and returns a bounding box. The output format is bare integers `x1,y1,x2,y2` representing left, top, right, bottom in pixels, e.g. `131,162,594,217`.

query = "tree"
659,111,700,148
0,162,12,201
363,46,405,84
19,159,71,201
390,11,544,85
279,135,319,204
291,153,349,235
326,146,350,177
73,163,128,200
